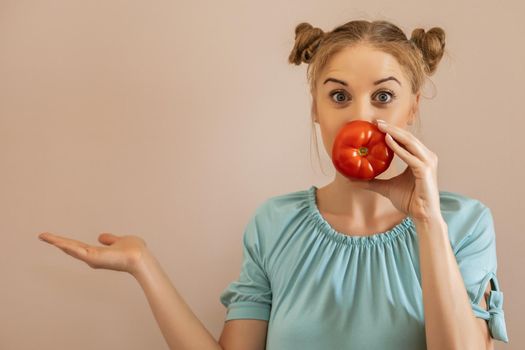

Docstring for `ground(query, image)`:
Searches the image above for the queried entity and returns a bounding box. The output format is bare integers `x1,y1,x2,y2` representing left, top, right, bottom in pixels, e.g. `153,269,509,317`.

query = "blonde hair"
288,20,446,174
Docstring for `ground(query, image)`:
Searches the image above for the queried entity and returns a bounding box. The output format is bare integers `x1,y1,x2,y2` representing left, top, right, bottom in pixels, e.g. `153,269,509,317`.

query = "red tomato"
331,120,394,180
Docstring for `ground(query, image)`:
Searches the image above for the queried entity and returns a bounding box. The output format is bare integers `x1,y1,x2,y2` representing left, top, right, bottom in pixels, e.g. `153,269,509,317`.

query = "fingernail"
376,119,386,125
39,232,50,240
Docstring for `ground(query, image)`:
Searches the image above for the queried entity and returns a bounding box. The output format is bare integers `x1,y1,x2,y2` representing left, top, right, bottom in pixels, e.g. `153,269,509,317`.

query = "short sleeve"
454,206,509,343
219,213,272,321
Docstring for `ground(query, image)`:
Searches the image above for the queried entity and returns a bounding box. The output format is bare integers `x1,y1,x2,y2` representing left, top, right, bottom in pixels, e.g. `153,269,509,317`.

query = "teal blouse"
220,185,509,349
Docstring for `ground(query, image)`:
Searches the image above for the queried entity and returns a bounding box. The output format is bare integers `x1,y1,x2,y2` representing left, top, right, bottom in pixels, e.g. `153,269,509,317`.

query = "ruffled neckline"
306,185,414,247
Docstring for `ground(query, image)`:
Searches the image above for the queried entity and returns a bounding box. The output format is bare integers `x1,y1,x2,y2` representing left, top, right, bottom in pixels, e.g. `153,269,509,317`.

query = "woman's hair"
288,19,446,174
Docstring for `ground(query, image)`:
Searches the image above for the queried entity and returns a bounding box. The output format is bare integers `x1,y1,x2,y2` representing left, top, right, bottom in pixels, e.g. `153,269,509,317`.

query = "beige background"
1,0,523,349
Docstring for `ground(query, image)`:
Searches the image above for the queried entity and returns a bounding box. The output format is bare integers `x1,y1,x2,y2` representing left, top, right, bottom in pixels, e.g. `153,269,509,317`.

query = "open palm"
38,232,147,275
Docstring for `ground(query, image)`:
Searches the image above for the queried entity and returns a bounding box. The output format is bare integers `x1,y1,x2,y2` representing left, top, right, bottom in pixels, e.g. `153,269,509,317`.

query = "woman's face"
311,43,420,161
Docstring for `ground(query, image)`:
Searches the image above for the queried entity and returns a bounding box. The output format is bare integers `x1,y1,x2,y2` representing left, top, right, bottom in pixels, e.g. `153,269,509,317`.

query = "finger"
377,122,430,162
38,232,90,249
98,233,119,246
53,241,89,260
384,132,422,169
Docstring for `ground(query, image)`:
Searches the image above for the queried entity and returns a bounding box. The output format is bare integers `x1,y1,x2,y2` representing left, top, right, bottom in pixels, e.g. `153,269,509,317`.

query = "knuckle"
426,152,438,164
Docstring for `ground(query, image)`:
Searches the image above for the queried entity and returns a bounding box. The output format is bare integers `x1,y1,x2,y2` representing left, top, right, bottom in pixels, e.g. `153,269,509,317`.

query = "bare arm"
416,218,489,350
38,231,268,350
133,252,270,350
38,232,220,349
218,319,268,350
132,249,222,350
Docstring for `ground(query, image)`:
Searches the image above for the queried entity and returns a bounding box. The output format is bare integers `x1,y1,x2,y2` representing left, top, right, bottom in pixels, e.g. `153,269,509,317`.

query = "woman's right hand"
38,232,148,275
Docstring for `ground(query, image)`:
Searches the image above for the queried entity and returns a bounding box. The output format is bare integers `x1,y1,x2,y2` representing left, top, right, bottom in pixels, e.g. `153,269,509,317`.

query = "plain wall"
1,0,523,349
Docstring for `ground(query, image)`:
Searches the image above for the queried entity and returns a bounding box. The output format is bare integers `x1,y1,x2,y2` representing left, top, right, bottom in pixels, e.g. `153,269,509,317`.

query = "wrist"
129,247,157,282
413,215,448,236
411,208,445,225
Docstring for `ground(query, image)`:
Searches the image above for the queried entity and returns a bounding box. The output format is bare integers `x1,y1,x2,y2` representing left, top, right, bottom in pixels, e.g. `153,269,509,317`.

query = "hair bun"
288,22,325,65
410,27,446,75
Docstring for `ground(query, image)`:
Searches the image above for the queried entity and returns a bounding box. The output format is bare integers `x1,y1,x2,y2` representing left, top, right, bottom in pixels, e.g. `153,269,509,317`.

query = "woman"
38,19,509,350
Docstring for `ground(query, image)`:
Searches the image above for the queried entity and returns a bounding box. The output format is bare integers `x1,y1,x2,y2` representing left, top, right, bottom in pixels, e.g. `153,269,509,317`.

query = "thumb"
98,233,119,246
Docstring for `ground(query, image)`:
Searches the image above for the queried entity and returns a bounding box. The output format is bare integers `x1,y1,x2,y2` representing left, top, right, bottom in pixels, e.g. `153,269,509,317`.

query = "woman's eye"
329,90,397,104
330,91,349,103
375,91,396,103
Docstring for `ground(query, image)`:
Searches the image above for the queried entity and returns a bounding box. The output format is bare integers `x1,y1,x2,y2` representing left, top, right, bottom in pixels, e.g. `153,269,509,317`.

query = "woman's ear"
408,92,421,125
311,98,319,123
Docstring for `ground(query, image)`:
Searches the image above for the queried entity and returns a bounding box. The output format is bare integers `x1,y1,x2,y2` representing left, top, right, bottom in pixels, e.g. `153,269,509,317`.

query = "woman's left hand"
352,119,442,222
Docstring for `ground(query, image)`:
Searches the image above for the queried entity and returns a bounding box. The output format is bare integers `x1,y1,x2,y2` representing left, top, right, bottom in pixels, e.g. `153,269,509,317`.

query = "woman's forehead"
320,47,407,88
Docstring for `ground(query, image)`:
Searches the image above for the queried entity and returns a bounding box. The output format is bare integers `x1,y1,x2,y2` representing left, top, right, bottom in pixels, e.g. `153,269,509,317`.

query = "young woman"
38,19,509,350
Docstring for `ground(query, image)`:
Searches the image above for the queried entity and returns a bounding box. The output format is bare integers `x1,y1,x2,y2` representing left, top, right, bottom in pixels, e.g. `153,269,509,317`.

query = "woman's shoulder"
253,187,312,219
245,187,313,245
438,189,494,250
438,189,488,213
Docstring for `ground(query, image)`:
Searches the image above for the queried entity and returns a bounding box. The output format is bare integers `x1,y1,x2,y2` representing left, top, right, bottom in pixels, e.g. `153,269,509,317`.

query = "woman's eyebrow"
323,76,402,87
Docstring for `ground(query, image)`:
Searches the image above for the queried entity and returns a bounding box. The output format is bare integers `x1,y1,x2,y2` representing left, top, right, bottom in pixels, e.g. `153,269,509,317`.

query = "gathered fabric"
220,185,509,349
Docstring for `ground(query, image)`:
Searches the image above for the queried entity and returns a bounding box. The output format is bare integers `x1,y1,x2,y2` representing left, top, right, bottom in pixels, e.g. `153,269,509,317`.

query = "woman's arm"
416,218,489,350
38,232,222,350
132,249,223,350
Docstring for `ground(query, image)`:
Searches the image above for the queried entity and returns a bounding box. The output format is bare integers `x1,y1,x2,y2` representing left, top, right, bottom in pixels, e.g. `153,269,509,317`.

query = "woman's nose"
346,97,377,123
